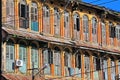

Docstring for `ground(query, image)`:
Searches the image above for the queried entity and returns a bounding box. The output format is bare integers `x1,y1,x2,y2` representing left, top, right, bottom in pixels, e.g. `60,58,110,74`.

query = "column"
90,55,94,80
14,0,19,29
15,43,19,73
80,50,85,80
106,21,110,46
107,58,111,80
27,46,31,74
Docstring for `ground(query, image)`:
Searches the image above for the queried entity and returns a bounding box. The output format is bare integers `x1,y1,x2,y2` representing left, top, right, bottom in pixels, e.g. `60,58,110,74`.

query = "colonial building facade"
1,0,120,80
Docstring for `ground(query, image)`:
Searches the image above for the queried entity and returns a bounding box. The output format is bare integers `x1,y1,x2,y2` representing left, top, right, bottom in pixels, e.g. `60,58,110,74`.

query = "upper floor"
2,0,120,53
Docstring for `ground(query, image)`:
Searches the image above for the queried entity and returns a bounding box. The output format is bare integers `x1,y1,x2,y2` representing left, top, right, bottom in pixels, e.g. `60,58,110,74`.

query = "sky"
83,0,120,12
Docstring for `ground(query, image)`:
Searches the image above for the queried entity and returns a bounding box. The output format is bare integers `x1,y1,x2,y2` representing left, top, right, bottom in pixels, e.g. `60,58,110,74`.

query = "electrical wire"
46,64,120,80
96,0,119,5
89,0,101,3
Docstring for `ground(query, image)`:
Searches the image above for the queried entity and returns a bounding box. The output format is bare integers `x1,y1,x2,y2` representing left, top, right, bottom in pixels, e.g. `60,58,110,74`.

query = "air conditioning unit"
16,60,23,67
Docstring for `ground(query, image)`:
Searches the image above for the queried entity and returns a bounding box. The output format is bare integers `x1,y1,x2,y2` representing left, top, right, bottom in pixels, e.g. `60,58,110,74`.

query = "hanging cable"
89,0,101,3
96,0,118,5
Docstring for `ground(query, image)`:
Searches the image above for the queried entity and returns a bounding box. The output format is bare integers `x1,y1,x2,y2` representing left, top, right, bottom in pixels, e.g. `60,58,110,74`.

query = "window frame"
6,40,15,72
31,2,38,31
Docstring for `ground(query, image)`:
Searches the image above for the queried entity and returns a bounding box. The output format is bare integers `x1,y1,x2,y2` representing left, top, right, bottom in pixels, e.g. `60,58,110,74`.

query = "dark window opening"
109,24,116,38
21,4,26,18
96,58,101,70
76,18,80,31
75,54,81,69
48,49,53,64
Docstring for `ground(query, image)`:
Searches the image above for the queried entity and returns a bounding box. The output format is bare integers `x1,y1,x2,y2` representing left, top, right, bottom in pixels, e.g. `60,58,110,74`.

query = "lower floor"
1,37,120,80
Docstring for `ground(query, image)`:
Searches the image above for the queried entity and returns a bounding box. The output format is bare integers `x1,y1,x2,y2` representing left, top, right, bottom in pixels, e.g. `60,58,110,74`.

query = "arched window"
101,22,106,46
19,0,29,29
31,43,39,73
73,13,80,40
53,47,61,76
6,40,14,72
54,8,60,36
43,48,52,75
31,2,38,31
64,11,70,38
75,52,81,77
6,0,14,27
64,48,73,76
83,15,89,41
43,5,50,34
19,41,27,73
92,17,97,43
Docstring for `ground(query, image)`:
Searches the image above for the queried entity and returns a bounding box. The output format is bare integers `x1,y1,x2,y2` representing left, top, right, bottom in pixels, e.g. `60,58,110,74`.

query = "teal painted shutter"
6,43,14,72
31,47,38,68
31,47,38,74
43,49,50,75
19,45,27,73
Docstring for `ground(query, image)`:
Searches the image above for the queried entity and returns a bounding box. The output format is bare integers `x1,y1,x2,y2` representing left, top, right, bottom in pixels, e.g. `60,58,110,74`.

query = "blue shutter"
19,45,27,73
6,43,14,72
31,21,38,31
75,68,81,77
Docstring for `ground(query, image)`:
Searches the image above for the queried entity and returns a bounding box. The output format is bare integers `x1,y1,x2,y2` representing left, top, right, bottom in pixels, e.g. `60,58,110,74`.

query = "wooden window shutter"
48,50,53,64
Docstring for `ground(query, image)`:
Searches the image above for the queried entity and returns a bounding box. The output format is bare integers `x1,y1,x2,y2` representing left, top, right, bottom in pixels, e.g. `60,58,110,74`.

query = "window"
84,54,90,79
64,49,73,76
43,48,52,75
6,40,14,72
83,15,89,41
73,13,80,40
64,11,70,38
109,22,115,38
43,5,50,34
53,47,61,76
116,24,120,40
19,42,27,74
75,53,81,68
31,43,38,73
83,15,89,33
101,22,106,46
92,17,97,43
31,2,38,31
92,17,97,35
102,58,108,80
6,0,14,27
54,8,60,36
93,56,100,80
75,53,81,77
111,60,115,80
19,0,29,28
